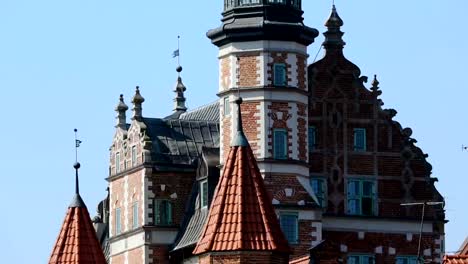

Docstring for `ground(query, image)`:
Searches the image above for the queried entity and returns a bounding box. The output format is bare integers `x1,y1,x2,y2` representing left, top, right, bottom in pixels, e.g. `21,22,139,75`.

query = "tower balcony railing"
224,0,301,11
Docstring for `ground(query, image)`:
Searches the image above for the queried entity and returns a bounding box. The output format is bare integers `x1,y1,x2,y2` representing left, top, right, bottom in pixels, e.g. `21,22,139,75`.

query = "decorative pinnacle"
323,4,346,51
231,97,249,147
325,5,344,28
132,86,145,104
116,94,129,112
371,74,381,93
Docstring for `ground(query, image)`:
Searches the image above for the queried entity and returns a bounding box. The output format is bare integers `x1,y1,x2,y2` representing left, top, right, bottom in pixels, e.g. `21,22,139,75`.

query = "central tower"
209,0,322,257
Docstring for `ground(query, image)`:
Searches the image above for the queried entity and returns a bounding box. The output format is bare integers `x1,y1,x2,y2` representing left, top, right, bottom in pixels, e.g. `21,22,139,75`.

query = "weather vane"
74,128,82,163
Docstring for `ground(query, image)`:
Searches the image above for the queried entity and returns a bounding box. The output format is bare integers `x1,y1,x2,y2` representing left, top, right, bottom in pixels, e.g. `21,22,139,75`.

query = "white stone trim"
323,216,434,234
110,231,145,256
218,40,308,58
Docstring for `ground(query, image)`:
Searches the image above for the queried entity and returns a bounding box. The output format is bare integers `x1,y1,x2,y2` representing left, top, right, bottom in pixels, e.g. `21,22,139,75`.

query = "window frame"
273,63,287,87
132,201,139,229
308,126,316,151
131,146,137,167
346,178,377,216
200,180,209,208
310,177,327,208
273,128,288,160
154,199,173,226
279,212,299,244
347,254,376,264
353,128,367,151
115,207,122,235
223,96,231,116
115,152,121,173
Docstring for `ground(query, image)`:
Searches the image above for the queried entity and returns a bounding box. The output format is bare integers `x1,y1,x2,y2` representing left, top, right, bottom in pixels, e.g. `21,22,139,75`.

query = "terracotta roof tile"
289,255,310,264
49,194,107,264
193,136,290,254
444,255,468,264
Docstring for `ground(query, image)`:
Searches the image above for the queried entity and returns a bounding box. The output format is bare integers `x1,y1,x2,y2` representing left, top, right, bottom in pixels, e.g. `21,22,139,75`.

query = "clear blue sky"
0,1,466,262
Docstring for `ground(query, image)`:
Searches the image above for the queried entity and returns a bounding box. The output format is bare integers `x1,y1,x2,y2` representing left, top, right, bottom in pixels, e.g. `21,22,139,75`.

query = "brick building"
87,1,446,263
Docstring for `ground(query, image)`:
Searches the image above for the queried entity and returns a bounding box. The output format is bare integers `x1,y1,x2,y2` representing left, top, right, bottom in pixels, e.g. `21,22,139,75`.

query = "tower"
209,0,323,257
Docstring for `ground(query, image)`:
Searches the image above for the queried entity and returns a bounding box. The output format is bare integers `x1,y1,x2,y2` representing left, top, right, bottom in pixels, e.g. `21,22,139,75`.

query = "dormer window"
200,180,208,208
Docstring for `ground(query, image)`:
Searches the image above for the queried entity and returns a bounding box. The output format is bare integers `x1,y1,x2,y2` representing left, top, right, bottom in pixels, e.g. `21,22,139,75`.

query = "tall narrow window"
273,63,287,86
200,180,208,208
273,129,288,160
224,97,231,116
347,179,376,216
347,254,375,264
154,200,172,226
353,128,366,151
132,202,138,229
280,213,298,244
396,256,418,264
115,208,121,235
115,152,121,173
308,126,316,151
131,146,137,166
311,178,327,208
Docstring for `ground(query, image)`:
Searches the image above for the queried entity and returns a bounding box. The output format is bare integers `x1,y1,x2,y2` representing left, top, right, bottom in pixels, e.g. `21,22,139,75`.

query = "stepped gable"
193,98,290,255
49,163,107,264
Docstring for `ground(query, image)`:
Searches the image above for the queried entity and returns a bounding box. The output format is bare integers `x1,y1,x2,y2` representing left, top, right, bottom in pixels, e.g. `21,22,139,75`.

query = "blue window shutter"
308,126,316,151
354,128,366,151
274,129,287,159
274,63,286,86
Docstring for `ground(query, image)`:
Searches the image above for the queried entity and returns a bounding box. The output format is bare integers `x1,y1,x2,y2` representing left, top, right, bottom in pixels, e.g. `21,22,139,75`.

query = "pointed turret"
49,162,107,264
115,94,129,130
193,97,290,263
132,86,145,121
173,66,187,113
323,5,346,53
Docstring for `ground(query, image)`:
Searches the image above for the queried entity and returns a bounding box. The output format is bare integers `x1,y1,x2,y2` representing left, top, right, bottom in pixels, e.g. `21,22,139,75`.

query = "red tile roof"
193,104,290,254
49,194,107,264
444,255,468,264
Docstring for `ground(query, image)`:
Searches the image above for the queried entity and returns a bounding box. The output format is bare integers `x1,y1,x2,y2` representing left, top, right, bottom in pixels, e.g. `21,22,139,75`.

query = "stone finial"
115,94,128,129
371,74,380,92
132,86,145,120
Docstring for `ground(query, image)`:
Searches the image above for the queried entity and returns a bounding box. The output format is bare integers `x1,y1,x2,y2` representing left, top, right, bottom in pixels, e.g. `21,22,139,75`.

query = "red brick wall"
236,54,260,87
240,101,260,154
296,54,307,90
268,102,292,158
150,245,169,264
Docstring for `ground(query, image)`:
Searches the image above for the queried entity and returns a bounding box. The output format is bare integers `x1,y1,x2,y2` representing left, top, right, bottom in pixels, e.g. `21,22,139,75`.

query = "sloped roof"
179,101,219,121
143,118,219,166
444,255,468,264
193,99,290,254
49,194,107,264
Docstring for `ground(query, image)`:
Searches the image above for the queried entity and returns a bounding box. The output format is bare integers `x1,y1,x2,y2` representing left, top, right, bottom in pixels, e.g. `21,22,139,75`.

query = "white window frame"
132,201,138,229
115,207,121,235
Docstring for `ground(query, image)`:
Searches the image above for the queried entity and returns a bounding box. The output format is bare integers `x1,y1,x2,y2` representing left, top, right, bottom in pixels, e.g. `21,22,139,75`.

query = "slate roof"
142,117,219,166
49,194,107,264
444,255,468,264
179,101,219,121
193,100,290,254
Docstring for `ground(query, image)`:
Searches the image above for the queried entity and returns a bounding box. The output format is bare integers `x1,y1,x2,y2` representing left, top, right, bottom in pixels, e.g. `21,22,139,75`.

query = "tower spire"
173,36,187,113
231,97,248,147
70,129,85,208
323,4,346,52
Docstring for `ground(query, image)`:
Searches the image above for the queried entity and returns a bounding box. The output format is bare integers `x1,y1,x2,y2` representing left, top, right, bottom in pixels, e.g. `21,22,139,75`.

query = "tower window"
115,208,121,235
224,97,231,116
132,202,138,229
396,256,418,264
308,126,316,151
200,180,208,208
273,129,288,160
273,63,287,86
280,212,298,244
154,199,173,226
311,178,327,208
131,146,137,166
353,128,366,151
347,179,376,216
347,254,375,264
115,152,121,173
